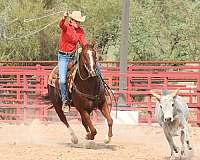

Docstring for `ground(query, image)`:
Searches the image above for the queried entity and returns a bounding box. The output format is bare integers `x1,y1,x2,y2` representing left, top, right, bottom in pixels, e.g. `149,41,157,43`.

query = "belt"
58,51,75,56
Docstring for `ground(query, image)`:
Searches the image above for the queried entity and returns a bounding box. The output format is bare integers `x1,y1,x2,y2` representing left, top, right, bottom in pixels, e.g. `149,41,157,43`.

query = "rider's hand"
63,11,70,18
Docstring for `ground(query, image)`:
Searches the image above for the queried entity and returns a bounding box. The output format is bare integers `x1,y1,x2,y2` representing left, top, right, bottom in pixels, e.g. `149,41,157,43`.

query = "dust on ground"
0,119,199,160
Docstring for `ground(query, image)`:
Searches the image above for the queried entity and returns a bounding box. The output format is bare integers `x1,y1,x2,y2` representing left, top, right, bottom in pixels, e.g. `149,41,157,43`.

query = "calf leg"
163,127,177,159
186,140,192,150
100,101,113,144
184,125,192,150
180,130,186,156
181,119,192,151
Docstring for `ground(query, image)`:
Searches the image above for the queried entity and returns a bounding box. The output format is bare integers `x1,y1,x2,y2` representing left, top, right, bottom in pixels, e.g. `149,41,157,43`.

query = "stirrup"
62,100,70,113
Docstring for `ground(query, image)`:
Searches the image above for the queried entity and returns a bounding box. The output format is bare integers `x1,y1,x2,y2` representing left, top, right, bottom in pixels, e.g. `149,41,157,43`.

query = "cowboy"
58,11,88,112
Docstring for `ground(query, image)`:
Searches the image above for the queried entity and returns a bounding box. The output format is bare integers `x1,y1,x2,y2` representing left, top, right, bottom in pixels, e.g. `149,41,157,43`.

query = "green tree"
1,0,200,62
129,0,200,61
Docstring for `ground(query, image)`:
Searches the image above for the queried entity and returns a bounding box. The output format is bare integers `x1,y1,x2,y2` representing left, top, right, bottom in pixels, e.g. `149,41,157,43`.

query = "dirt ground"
0,119,199,160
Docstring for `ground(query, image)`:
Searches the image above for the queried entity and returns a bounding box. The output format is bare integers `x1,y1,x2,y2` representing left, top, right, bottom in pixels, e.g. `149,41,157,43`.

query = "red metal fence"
0,61,200,126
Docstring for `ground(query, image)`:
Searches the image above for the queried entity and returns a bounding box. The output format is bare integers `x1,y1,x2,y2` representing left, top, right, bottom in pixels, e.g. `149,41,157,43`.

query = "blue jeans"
58,52,75,102
96,63,102,77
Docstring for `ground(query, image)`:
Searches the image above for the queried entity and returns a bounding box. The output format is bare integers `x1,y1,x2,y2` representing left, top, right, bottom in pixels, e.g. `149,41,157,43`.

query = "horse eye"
172,104,174,107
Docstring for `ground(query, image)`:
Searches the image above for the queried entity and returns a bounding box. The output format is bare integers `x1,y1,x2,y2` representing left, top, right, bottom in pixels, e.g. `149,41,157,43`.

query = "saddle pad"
48,66,59,88
48,65,77,92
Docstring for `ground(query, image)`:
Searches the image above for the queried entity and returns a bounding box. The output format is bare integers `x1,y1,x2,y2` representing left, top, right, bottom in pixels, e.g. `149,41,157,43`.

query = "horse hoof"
71,137,78,144
104,136,111,144
85,133,93,140
85,135,89,140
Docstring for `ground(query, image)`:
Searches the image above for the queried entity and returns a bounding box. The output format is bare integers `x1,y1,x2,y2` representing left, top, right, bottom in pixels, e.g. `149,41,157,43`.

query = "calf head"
151,89,179,122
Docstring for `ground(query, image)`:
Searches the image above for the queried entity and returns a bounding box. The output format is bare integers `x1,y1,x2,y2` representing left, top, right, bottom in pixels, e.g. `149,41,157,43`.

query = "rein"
73,51,100,103
72,83,100,108
73,84,99,101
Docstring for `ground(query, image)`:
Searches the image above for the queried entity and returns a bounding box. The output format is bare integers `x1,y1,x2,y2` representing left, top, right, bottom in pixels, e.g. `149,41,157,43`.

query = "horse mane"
83,44,95,50
83,39,96,50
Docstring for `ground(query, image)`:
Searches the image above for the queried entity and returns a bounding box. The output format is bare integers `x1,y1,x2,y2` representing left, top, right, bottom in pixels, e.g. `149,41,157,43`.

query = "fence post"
197,75,200,126
127,73,131,105
23,75,28,124
40,65,46,96
147,76,152,125
35,64,42,120
16,74,21,124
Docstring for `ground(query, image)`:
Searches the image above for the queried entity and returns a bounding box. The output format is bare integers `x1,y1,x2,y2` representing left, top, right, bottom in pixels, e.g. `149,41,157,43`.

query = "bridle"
77,49,96,80
73,48,100,106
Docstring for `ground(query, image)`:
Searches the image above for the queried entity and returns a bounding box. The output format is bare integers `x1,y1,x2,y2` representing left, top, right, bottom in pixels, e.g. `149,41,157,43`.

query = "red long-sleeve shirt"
58,19,87,53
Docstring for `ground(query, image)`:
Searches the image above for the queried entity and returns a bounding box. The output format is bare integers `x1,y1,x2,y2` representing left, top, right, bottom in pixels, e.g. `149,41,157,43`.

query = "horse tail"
44,84,61,110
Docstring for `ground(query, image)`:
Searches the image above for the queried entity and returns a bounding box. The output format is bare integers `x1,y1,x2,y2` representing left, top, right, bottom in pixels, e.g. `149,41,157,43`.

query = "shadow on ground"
58,141,119,151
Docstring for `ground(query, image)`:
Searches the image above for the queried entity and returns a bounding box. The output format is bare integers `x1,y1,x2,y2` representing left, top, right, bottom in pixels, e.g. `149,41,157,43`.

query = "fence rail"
0,61,200,126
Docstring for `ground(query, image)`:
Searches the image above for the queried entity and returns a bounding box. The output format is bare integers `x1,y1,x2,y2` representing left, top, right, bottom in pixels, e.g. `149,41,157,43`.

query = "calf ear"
172,88,180,98
150,90,160,101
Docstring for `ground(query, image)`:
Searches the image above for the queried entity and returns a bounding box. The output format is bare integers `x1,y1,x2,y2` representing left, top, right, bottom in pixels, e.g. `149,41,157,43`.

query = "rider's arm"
59,12,69,31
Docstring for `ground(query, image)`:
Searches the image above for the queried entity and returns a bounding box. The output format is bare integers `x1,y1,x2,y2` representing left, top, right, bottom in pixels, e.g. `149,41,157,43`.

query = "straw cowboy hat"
69,11,86,22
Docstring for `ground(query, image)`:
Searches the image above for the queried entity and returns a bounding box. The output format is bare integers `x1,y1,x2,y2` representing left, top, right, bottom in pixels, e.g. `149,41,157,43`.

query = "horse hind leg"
54,104,78,144
100,101,113,144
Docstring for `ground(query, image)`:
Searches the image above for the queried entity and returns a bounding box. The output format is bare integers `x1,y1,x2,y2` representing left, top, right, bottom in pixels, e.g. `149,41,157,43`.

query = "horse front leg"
79,112,91,139
82,111,97,140
54,104,78,144
100,101,113,144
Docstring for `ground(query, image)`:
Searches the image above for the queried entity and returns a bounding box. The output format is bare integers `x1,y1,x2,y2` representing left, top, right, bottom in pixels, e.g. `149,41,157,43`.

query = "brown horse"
48,42,113,144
